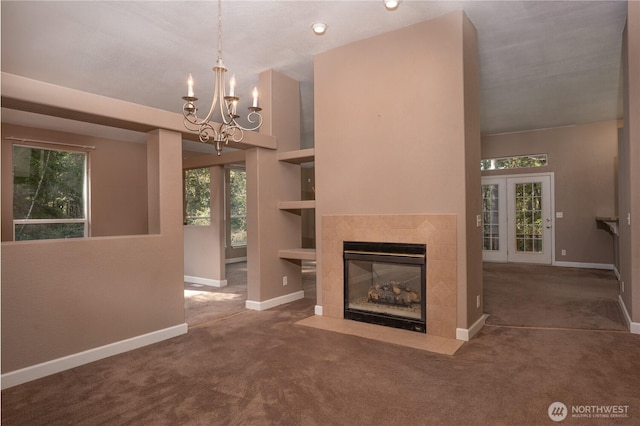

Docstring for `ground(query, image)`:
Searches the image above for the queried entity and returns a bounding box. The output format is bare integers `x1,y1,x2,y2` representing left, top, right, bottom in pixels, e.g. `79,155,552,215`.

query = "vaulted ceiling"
1,1,629,151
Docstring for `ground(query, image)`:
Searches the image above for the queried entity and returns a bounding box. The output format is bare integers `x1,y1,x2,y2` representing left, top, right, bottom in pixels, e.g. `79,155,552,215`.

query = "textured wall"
314,11,482,330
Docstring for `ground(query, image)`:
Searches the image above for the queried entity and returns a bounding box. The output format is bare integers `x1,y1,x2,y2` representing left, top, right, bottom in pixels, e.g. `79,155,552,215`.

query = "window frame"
183,167,212,226
225,165,247,248
481,153,548,171
12,142,90,241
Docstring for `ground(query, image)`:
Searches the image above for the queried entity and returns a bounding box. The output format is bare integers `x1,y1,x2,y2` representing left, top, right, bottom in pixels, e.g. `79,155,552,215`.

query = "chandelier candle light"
182,0,262,155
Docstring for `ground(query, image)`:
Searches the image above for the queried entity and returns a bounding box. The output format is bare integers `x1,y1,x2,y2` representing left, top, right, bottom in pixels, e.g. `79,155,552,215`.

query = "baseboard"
618,295,640,334
1,323,188,390
613,265,621,281
184,275,227,288
553,261,615,270
315,305,323,316
225,257,247,264
245,290,305,311
456,314,489,341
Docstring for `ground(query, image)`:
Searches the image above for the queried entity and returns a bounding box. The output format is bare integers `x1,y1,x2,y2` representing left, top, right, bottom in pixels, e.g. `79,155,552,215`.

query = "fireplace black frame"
343,241,427,333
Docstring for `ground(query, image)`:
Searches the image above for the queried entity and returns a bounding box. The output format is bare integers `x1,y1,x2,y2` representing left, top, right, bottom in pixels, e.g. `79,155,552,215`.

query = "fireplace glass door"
344,242,426,333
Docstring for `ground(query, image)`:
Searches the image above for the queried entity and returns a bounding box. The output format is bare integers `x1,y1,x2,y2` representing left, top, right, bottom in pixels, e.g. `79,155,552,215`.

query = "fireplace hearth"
343,241,426,333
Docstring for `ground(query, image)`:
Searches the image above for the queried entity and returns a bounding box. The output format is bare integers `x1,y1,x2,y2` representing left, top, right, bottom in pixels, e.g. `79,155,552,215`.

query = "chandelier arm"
226,111,263,132
220,87,236,126
197,67,223,125
197,122,220,143
224,126,245,144
183,110,215,133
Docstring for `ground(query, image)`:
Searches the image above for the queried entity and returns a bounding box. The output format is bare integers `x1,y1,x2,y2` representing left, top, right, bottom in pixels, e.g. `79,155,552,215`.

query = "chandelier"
181,0,262,155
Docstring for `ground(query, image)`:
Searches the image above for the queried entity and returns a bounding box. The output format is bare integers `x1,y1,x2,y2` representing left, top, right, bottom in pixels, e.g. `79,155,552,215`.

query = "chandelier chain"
217,0,223,62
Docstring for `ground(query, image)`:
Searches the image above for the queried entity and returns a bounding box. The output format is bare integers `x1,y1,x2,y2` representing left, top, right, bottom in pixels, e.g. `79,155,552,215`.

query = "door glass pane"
514,182,543,253
481,184,500,251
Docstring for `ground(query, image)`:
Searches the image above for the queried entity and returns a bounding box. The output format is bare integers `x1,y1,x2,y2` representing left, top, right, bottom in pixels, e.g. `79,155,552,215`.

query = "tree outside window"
13,145,87,241
229,168,247,247
184,167,211,225
481,154,548,171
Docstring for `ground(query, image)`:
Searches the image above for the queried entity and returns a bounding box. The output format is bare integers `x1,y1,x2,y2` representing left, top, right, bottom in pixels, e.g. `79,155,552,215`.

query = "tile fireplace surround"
321,214,457,339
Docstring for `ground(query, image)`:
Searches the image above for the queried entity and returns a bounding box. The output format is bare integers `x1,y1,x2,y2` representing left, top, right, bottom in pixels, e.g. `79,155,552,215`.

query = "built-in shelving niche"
278,148,316,261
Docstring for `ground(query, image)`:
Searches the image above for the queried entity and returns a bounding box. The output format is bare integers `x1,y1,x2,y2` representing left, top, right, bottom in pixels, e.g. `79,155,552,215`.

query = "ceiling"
0,0,629,152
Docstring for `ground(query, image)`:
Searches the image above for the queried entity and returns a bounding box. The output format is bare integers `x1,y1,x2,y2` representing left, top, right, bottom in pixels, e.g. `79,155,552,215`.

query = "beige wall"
482,121,619,265
1,123,148,240
246,69,304,303
462,14,483,325
619,1,640,323
1,129,185,373
314,11,482,330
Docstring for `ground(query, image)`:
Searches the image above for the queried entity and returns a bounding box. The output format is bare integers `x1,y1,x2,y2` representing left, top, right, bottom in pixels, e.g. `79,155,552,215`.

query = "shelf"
596,216,618,236
277,148,315,164
279,248,316,261
278,200,316,214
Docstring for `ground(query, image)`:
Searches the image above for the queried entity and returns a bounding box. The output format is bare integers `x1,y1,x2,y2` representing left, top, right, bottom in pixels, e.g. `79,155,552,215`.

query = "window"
13,144,88,241
184,167,211,225
228,167,247,247
481,184,500,251
481,154,548,171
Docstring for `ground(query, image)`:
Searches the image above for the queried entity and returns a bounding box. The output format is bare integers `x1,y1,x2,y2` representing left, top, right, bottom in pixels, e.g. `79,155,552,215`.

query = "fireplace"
343,241,427,333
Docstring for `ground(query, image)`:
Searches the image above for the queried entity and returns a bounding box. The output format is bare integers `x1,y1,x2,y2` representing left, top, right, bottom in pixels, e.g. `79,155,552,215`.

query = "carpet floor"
484,262,626,331
2,263,639,425
184,262,249,327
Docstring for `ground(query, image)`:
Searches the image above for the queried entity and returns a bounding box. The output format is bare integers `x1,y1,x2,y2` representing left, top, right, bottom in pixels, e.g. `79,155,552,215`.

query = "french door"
481,174,553,264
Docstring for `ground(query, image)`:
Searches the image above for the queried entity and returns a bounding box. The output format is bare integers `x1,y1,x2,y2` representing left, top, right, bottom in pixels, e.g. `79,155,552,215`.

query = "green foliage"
229,168,247,246
514,182,543,253
182,167,247,246
15,223,85,241
184,168,211,225
481,154,547,171
13,146,86,240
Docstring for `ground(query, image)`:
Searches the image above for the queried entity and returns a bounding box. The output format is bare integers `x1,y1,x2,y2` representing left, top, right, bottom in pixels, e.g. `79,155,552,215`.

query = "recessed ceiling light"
311,22,328,35
384,0,401,11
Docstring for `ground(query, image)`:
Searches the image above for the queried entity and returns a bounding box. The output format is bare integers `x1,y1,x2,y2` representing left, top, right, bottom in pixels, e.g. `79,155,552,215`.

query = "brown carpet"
184,262,248,327
2,264,639,425
484,262,627,331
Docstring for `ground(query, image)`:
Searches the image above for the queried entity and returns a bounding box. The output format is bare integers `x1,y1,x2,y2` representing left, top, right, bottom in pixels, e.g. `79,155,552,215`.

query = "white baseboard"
618,295,640,334
184,275,227,288
553,261,615,270
315,305,323,316
613,265,621,281
245,290,305,311
1,323,188,390
456,314,489,341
